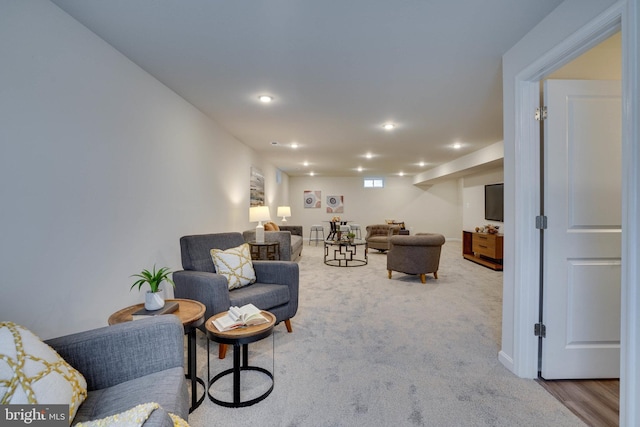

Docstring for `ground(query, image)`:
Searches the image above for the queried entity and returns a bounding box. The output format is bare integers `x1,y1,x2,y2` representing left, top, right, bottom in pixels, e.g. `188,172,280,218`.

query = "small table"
205,311,276,407
248,241,280,260
108,298,206,413
324,238,368,267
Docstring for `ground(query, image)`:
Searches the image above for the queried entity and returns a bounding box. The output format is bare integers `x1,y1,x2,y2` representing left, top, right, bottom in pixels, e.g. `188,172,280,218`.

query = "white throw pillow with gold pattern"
210,243,257,289
0,321,87,421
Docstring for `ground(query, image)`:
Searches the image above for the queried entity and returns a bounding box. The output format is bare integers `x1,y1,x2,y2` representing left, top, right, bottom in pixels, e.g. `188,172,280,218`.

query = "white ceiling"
50,0,564,177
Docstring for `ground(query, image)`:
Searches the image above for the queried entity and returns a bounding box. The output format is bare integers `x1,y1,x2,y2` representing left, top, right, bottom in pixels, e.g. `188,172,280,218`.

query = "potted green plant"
347,232,356,244
130,265,175,310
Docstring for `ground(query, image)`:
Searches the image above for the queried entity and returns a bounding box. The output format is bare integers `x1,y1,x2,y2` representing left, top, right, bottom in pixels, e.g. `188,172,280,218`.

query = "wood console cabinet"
462,231,503,271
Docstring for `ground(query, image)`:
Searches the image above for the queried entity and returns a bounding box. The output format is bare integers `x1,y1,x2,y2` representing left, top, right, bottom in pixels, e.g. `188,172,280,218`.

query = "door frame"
510,1,639,425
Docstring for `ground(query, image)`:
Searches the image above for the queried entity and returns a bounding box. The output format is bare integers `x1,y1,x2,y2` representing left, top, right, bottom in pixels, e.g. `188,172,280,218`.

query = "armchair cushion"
210,243,256,289
180,232,244,273
75,402,188,427
227,282,291,310
74,368,185,425
0,321,87,421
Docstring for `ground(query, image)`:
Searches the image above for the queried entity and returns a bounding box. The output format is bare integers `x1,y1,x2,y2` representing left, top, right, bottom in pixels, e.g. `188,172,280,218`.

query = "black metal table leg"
186,328,205,413
233,344,241,404
206,311,275,408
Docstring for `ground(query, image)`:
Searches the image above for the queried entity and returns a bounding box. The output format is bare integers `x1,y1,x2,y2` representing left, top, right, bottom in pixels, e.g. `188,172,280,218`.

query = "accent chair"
387,233,446,283
173,232,299,358
365,224,401,252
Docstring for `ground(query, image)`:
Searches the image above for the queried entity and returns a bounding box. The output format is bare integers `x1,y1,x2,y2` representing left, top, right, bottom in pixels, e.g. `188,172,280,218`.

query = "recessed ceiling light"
303,161,309,167
453,143,462,149
258,95,273,103
357,166,363,172
419,161,425,167
310,171,315,176
383,123,395,130
365,153,373,159
399,171,404,177
291,142,299,149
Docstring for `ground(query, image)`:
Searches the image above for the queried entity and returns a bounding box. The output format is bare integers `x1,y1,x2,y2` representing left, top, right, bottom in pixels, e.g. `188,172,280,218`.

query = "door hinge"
535,106,547,121
536,215,547,230
534,323,546,338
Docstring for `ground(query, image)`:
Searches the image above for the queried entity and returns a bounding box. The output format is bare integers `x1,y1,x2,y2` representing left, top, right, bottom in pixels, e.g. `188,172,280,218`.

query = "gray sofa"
45,316,188,427
243,225,303,261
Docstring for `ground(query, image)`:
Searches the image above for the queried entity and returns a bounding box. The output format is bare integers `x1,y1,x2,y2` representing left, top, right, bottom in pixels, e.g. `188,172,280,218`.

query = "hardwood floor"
536,379,619,427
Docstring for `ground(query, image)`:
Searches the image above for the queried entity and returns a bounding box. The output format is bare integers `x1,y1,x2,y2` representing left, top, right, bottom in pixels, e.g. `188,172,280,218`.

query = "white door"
541,79,622,379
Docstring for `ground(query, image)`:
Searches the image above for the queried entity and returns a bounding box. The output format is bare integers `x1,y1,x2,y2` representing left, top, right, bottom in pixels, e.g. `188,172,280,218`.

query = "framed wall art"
326,195,344,213
250,166,265,207
304,190,321,208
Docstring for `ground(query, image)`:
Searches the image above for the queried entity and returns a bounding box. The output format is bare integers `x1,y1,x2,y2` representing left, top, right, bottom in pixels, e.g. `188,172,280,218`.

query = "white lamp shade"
249,205,271,223
277,206,291,218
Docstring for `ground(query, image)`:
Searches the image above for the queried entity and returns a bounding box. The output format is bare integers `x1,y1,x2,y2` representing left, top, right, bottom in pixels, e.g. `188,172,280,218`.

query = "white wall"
548,32,621,79
0,1,287,338
288,176,462,240
462,168,504,231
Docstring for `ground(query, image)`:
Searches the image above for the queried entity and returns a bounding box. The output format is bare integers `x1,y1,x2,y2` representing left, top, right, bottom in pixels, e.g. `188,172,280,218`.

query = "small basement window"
364,178,384,188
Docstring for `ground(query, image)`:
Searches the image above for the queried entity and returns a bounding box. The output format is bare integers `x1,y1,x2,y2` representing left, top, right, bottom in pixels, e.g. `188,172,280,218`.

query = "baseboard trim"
498,350,515,373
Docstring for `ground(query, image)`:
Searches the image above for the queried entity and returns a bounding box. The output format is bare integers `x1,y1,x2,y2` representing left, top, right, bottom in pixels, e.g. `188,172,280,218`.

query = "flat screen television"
485,183,504,222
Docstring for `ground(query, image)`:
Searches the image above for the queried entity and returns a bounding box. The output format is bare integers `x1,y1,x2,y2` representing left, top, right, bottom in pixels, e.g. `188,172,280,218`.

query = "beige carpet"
187,240,584,426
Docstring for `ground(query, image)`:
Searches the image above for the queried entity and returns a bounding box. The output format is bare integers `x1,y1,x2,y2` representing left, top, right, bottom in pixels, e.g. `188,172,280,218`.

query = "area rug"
187,240,584,426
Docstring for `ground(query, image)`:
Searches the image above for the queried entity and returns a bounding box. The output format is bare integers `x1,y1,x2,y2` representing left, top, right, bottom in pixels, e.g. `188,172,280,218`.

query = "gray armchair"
45,316,188,427
365,224,401,252
173,232,299,358
387,233,446,283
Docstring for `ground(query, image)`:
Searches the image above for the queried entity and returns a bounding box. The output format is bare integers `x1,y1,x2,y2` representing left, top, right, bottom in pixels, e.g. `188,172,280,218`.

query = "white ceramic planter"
145,290,165,311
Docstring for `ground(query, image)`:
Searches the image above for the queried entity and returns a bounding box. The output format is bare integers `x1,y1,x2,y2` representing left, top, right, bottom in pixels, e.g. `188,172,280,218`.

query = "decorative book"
212,303,269,332
131,301,179,320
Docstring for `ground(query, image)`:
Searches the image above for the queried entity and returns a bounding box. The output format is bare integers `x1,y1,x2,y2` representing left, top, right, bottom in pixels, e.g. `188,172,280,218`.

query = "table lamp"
277,206,291,222
249,206,271,243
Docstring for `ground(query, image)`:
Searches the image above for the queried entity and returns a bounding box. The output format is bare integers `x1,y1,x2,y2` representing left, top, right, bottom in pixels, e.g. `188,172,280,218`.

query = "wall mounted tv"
485,183,504,222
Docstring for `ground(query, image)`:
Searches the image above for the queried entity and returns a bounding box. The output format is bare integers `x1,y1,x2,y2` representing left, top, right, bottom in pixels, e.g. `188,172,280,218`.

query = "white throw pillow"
0,321,87,421
210,243,257,289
